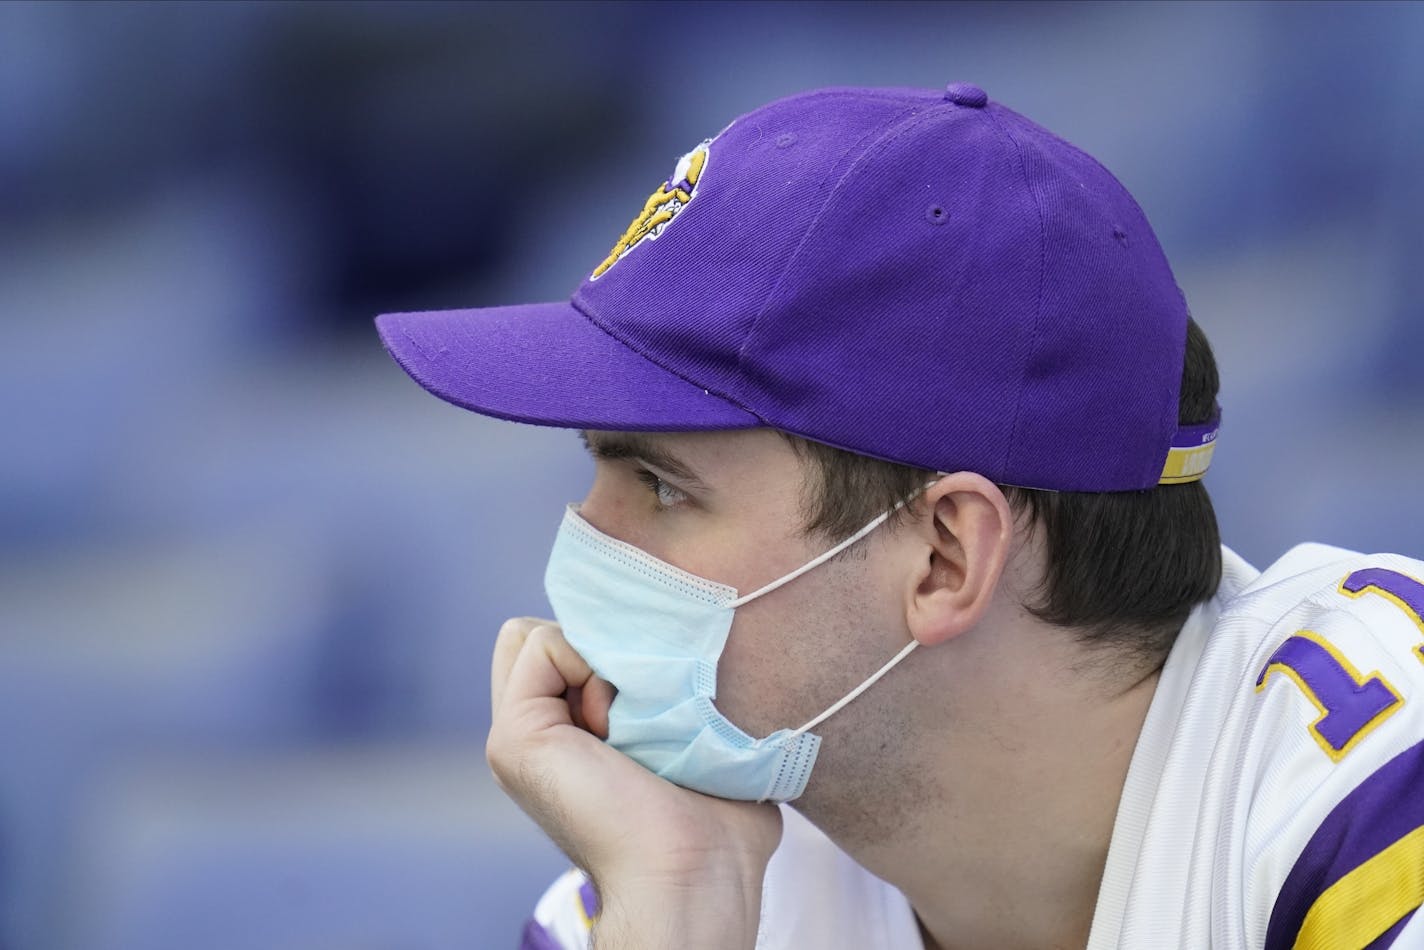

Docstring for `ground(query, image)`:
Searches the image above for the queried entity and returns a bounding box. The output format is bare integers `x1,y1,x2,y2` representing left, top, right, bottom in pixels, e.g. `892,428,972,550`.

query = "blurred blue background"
1,1,1421,948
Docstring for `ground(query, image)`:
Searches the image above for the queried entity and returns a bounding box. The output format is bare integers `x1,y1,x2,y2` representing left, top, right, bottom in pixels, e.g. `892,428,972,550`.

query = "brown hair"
784,318,1222,669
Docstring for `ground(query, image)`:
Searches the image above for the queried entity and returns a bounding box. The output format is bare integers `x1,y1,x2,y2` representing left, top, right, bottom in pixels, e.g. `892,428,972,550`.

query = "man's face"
576,428,917,796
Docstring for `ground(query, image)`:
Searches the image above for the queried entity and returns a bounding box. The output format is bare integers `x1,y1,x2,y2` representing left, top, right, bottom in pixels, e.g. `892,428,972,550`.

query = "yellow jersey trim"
1294,823,1424,950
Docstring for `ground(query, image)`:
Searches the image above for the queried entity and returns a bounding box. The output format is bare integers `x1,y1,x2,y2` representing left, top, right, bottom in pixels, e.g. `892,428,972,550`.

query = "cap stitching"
1081,156,1187,486
395,318,438,362
762,87,947,108
982,107,1049,483
734,103,932,376
570,296,768,424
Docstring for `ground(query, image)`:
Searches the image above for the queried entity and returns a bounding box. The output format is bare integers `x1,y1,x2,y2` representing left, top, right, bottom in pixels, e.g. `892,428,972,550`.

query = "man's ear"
905,472,1014,647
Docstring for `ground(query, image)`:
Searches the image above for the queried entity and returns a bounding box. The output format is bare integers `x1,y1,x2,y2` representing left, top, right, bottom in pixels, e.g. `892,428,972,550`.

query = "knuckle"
525,623,561,649
497,617,534,640
497,617,560,644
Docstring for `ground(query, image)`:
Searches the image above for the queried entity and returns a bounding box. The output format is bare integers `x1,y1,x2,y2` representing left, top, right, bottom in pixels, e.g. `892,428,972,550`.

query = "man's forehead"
579,428,794,474
580,428,751,451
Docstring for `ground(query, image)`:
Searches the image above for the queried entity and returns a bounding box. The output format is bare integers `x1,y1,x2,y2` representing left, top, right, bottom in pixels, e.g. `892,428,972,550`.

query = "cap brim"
375,302,761,431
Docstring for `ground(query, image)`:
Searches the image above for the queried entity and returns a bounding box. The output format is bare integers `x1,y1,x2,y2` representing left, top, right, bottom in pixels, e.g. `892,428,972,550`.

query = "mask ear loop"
731,475,945,736
727,476,943,609
790,639,919,736
727,502,903,608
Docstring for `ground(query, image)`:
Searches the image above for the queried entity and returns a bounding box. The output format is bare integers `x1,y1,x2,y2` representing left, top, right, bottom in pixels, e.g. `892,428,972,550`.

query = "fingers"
483,617,784,911
581,675,617,739
492,616,616,741
487,620,604,815
503,623,596,715
491,616,553,714
565,684,589,733
565,676,617,737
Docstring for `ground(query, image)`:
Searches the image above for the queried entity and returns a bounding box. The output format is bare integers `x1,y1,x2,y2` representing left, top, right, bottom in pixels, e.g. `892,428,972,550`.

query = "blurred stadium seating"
1,1,1420,947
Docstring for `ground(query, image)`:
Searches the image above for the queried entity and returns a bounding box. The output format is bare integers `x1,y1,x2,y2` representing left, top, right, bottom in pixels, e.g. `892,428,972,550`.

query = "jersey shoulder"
1238,543,1424,738
1226,544,1424,950
521,867,596,950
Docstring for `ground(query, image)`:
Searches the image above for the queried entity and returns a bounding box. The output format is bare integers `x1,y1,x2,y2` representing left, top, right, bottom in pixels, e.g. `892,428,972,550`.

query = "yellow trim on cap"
1159,440,1216,484
1294,824,1424,950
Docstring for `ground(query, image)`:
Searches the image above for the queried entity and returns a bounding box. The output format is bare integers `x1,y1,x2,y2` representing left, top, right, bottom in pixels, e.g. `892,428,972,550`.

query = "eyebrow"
578,430,710,490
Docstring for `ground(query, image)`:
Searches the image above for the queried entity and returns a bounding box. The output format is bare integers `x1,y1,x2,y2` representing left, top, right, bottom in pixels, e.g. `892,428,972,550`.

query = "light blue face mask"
543,502,919,803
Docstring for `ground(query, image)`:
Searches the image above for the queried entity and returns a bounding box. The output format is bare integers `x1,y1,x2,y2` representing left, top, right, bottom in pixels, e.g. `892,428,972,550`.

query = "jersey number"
1255,568,1423,761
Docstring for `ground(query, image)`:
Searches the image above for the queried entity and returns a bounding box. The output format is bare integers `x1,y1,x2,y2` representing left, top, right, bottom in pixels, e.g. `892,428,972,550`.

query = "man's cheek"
714,616,786,736
716,604,816,735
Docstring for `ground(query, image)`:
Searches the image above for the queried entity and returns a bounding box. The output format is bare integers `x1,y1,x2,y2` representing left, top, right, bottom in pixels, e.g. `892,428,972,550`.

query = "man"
376,83,1424,949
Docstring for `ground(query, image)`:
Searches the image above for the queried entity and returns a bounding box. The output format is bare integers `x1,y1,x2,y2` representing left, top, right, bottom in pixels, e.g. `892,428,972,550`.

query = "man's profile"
376,83,1424,949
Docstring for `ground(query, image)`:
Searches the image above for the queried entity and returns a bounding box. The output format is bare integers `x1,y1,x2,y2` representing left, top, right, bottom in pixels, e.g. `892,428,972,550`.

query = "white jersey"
521,804,922,950
521,544,1424,949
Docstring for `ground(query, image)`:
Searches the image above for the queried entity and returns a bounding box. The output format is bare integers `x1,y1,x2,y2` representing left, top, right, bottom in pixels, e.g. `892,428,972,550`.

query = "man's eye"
635,469,688,509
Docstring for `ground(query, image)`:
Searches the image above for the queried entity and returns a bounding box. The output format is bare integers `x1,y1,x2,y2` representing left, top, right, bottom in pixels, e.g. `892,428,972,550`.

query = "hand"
487,617,783,949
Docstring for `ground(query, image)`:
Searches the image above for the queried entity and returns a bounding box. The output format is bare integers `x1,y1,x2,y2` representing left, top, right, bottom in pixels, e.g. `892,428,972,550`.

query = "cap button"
944,82,988,108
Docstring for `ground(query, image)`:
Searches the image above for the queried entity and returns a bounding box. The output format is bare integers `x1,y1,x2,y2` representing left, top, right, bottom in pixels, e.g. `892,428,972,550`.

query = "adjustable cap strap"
1159,406,1221,485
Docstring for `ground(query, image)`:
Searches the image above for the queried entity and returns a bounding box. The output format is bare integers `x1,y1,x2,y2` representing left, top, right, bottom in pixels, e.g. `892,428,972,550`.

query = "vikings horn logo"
590,139,710,280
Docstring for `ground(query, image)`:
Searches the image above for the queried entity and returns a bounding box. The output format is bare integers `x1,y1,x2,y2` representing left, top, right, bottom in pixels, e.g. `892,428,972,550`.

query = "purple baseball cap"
376,82,1218,491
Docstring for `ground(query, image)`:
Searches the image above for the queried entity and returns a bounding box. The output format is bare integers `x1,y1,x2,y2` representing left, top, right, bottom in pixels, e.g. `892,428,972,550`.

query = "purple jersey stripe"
1365,907,1417,950
578,878,600,921
1264,739,1424,950
519,917,565,950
